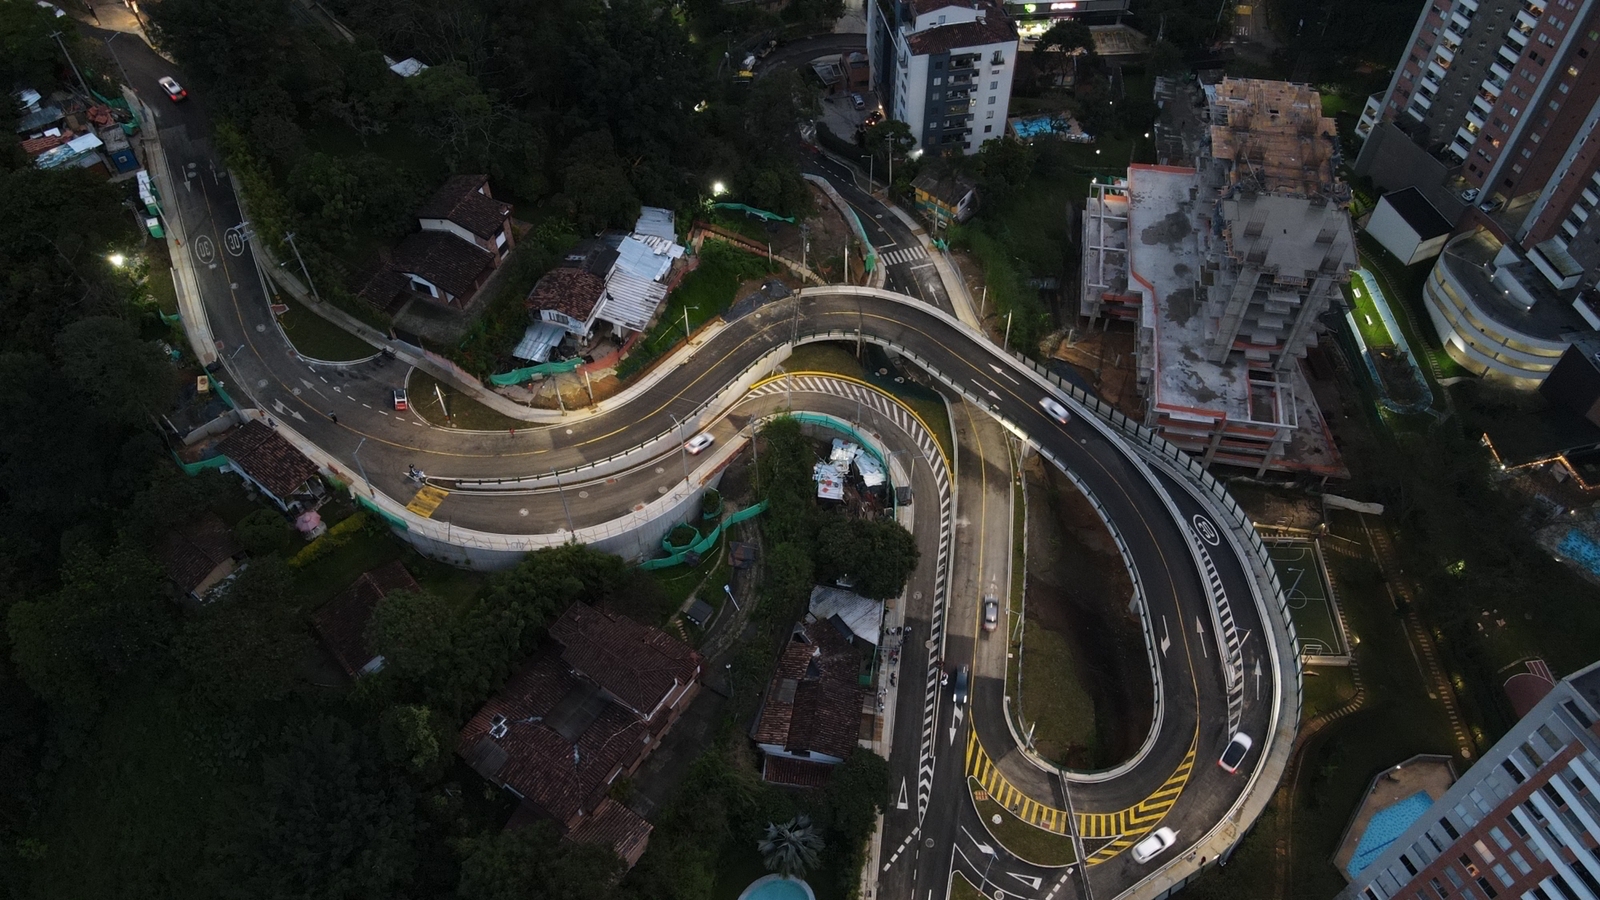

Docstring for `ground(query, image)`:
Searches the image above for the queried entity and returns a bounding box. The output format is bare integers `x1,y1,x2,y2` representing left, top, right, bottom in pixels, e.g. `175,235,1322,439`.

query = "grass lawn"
1344,279,1396,349
1302,665,1358,719
26,686,254,900
950,873,987,900
407,369,531,431
275,289,378,362
648,532,730,627
144,249,178,316
1356,234,1468,380
969,777,1077,866
781,342,956,460
1015,624,1098,762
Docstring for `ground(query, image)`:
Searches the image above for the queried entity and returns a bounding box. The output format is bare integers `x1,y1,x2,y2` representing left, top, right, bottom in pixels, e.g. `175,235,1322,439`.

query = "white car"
158,76,188,102
1218,732,1254,774
1130,827,1177,864
1040,397,1071,424
684,433,715,455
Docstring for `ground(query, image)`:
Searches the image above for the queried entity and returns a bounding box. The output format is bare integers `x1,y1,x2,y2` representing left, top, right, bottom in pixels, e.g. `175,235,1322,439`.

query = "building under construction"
1080,78,1354,476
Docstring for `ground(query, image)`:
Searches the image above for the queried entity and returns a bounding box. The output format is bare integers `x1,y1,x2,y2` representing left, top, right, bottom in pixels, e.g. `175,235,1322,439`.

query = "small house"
911,172,978,226
311,560,421,678
156,512,243,600
215,420,324,513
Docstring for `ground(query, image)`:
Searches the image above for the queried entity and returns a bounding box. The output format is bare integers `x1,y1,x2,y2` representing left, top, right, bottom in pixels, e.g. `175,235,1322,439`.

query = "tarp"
488,357,582,385
712,202,796,224
637,500,767,570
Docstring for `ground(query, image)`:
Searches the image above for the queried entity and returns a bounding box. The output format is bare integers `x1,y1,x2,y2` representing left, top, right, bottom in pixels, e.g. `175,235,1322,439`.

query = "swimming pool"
737,875,817,900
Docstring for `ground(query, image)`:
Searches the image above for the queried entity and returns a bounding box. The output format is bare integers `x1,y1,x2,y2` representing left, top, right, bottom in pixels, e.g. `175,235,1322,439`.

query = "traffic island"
966,777,1078,867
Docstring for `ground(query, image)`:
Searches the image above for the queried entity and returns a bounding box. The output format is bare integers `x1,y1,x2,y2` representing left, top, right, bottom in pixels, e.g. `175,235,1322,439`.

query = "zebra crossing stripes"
964,728,1201,864
1189,516,1246,736
879,245,929,267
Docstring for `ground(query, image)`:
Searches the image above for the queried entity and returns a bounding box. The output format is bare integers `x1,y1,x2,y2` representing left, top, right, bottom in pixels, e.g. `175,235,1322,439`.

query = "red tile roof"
416,174,512,240
752,625,866,762
155,512,241,593
526,267,606,320
568,796,653,867
459,653,649,825
549,603,703,717
20,131,72,156
311,560,420,678
906,2,1016,55
391,230,494,300
216,420,321,500
762,755,838,788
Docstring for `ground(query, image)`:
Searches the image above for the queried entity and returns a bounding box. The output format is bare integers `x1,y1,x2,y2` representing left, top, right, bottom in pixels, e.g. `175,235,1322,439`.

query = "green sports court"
1266,540,1349,661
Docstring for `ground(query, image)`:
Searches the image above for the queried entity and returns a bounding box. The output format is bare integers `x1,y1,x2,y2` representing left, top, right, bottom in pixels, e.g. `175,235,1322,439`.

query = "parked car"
1130,827,1177,864
982,596,999,632
850,92,866,110
392,389,408,411
1460,187,1480,203
159,77,187,102
952,665,969,705
1040,397,1071,424
685,432,715,455
36,1,65,17
865,110,884,126
1218,732,1254,774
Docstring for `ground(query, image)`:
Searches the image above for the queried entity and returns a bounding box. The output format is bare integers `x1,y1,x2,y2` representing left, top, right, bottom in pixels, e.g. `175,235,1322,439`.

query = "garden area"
616,241,779,380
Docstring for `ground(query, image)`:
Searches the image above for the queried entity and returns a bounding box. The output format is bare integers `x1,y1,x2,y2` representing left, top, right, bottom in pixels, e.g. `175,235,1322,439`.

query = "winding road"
100,22,1295,900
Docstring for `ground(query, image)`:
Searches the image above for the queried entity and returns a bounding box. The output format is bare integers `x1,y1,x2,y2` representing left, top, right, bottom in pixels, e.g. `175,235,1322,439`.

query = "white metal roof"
633,206,677,243
594,270,667,334
511,321,567,362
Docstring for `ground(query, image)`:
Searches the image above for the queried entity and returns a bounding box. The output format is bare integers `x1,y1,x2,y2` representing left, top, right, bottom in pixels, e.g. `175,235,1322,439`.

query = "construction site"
1077,77,1354,477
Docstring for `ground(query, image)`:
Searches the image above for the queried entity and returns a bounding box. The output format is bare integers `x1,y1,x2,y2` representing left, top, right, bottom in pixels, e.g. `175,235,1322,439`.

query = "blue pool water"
1349,791,1435,876
739,876,815,900
1013,115,1067,137
1558,529,1600,577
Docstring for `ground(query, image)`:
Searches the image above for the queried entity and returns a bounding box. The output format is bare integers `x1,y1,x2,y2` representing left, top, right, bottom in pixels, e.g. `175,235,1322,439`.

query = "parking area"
818,89,883,143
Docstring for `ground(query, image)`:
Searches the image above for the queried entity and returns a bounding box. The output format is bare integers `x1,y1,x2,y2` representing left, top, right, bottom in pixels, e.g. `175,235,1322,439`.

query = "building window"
989,80,998,89
934,77,942,85
986,110,994,118
988,96,995,104
1560,81,1571,92
1440,818,1461,839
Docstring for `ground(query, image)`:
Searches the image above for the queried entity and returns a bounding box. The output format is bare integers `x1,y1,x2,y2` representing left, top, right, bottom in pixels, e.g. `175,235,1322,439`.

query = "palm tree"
758,814,824,879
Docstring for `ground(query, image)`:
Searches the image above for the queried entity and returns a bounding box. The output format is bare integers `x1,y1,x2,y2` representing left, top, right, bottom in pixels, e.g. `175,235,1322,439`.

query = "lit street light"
108,253,126,267
712,181,728,196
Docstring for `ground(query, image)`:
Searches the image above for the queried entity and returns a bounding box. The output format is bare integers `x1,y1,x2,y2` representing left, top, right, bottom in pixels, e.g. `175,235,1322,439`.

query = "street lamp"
108,253,126,267
682,305,699,343
352,437,371,496
712,181,728,197
668,412,691,484
975,840,999,894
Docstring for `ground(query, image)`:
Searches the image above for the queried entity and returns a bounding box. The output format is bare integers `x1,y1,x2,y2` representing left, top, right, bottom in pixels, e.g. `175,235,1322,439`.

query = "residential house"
155,512,243,600
457,602,703,867
311,560,421,678
357,174,515,312
215,420,324,513
518,207,685,361
751,623,869,787
911,171,978,227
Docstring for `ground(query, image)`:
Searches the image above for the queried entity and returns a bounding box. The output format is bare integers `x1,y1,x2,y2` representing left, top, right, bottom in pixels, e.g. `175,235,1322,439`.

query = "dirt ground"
1021,453,1153,769
1045,322,1141,415
721,183,859,282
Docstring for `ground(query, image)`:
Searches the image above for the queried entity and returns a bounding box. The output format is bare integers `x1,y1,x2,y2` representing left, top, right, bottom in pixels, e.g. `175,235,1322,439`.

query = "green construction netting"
357,495,409,531
712,202,795,224
172,451,229,476
489,357,582,385
160,310,182,324
637,499,767,570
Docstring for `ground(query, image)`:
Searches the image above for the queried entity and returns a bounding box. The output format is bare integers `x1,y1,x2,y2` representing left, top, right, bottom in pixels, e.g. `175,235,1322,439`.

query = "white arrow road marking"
1254,657,1263,700
969,378,1000,400
270,399,306,422
1008,873,1043,889
988,363,1020,385
1160,615,1171,657
897,778,910,810
1196,616,1208,658
950,705,964,746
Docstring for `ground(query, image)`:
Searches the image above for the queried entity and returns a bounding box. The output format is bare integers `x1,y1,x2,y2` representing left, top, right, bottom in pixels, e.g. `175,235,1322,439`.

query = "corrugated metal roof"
633,206,677,242
613,236,674,282
511,321,567,362
595,270,667,334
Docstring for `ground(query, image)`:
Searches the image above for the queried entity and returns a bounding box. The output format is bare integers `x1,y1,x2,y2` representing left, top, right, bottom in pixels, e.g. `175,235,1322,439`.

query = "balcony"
1466,109,1485,129
1452,129,1476,151
1458,0,1478,11
1490,60,1512,81
1421,76,1442,96
1480,79,1503,98
1516,9,1539,32
1473,97,1493,117
1413,92,1434,109
1451,11,1472,31
1436,44,1456,63
1443,26,1465,45
1583,187,1599,207
1430,60,1448,79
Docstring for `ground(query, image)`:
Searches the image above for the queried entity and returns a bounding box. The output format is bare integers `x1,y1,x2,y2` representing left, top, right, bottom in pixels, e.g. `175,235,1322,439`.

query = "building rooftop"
415,174,511,239
548,602,702,719
1438,229,1590,343
156,512,241,594
905,1,1016,54
1381,187,1452,241
1209,79,1341,198
215,420,320,500
311,560,420,678
391,230,494,299
526,267,606,321
751,624,867,762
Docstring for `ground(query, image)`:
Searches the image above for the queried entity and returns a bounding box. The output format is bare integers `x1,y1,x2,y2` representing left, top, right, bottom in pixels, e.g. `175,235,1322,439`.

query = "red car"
392,389,408,411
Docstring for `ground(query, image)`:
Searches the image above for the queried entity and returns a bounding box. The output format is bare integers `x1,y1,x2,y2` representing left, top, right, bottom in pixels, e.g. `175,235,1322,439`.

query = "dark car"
952,665,969,705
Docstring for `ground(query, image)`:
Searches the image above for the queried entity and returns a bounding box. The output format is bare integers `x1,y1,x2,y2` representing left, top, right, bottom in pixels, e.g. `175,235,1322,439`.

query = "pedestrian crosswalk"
879,245,929,267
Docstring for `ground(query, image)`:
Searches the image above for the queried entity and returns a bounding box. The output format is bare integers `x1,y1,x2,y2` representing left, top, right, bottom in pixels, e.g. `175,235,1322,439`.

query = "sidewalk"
137,97,218,367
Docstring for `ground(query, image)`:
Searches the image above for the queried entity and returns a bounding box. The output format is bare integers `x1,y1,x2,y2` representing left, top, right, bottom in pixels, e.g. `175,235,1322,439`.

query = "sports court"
1266,539,1349,661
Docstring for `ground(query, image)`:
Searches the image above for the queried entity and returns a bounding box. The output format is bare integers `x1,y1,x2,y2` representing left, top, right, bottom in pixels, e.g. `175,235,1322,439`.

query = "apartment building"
1356,0,1600,278
867,0,1019,155
1337,660,1600,900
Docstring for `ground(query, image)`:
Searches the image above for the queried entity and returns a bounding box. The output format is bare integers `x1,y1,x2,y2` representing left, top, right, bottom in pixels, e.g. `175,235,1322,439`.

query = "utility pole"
103,33,133,89
668,413,691,484
51,32,92,99
352,437,371,496
844,239,849,286
284,232,320,302
1004,310,1014,350
551,469,575,532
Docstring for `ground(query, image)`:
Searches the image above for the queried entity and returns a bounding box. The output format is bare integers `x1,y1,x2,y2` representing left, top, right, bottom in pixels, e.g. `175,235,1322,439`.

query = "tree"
864,120,915,160
378,704,452,777
457,823,623,900
235,508,293,557
1035,19,1097,85
53,317,177,428
0,0,66,87
813,518,920,600
758,815,824,880
171,559,311,709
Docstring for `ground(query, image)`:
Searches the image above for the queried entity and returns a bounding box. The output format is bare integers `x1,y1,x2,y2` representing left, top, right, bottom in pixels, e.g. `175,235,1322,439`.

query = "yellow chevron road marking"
964,731,1201,864
405,484,449,517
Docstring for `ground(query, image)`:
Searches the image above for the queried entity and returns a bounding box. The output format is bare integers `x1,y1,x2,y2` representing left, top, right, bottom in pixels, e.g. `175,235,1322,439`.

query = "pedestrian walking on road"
328,410,338,424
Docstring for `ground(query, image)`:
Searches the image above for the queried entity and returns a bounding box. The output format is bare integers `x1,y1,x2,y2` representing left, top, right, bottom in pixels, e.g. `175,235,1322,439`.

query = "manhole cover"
913,591,923,600
657,486,667,494
992,814,1002,825
578,491,589,498
924,838,935,848
518,508,528,516
257,379,267,388
566,428,573,435
255,323,265,332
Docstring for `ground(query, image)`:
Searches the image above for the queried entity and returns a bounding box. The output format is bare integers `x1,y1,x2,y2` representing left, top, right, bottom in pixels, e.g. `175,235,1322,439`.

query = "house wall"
1367,197,1428,265
418,218,479,248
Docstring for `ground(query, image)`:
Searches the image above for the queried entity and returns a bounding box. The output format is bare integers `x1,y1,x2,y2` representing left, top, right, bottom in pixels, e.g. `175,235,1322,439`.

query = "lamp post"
682,305,699,344
975,841,999,895
352,437,371,496
668,412,691,484
723,583,740,611
284,232,320,302
551,468,575,532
